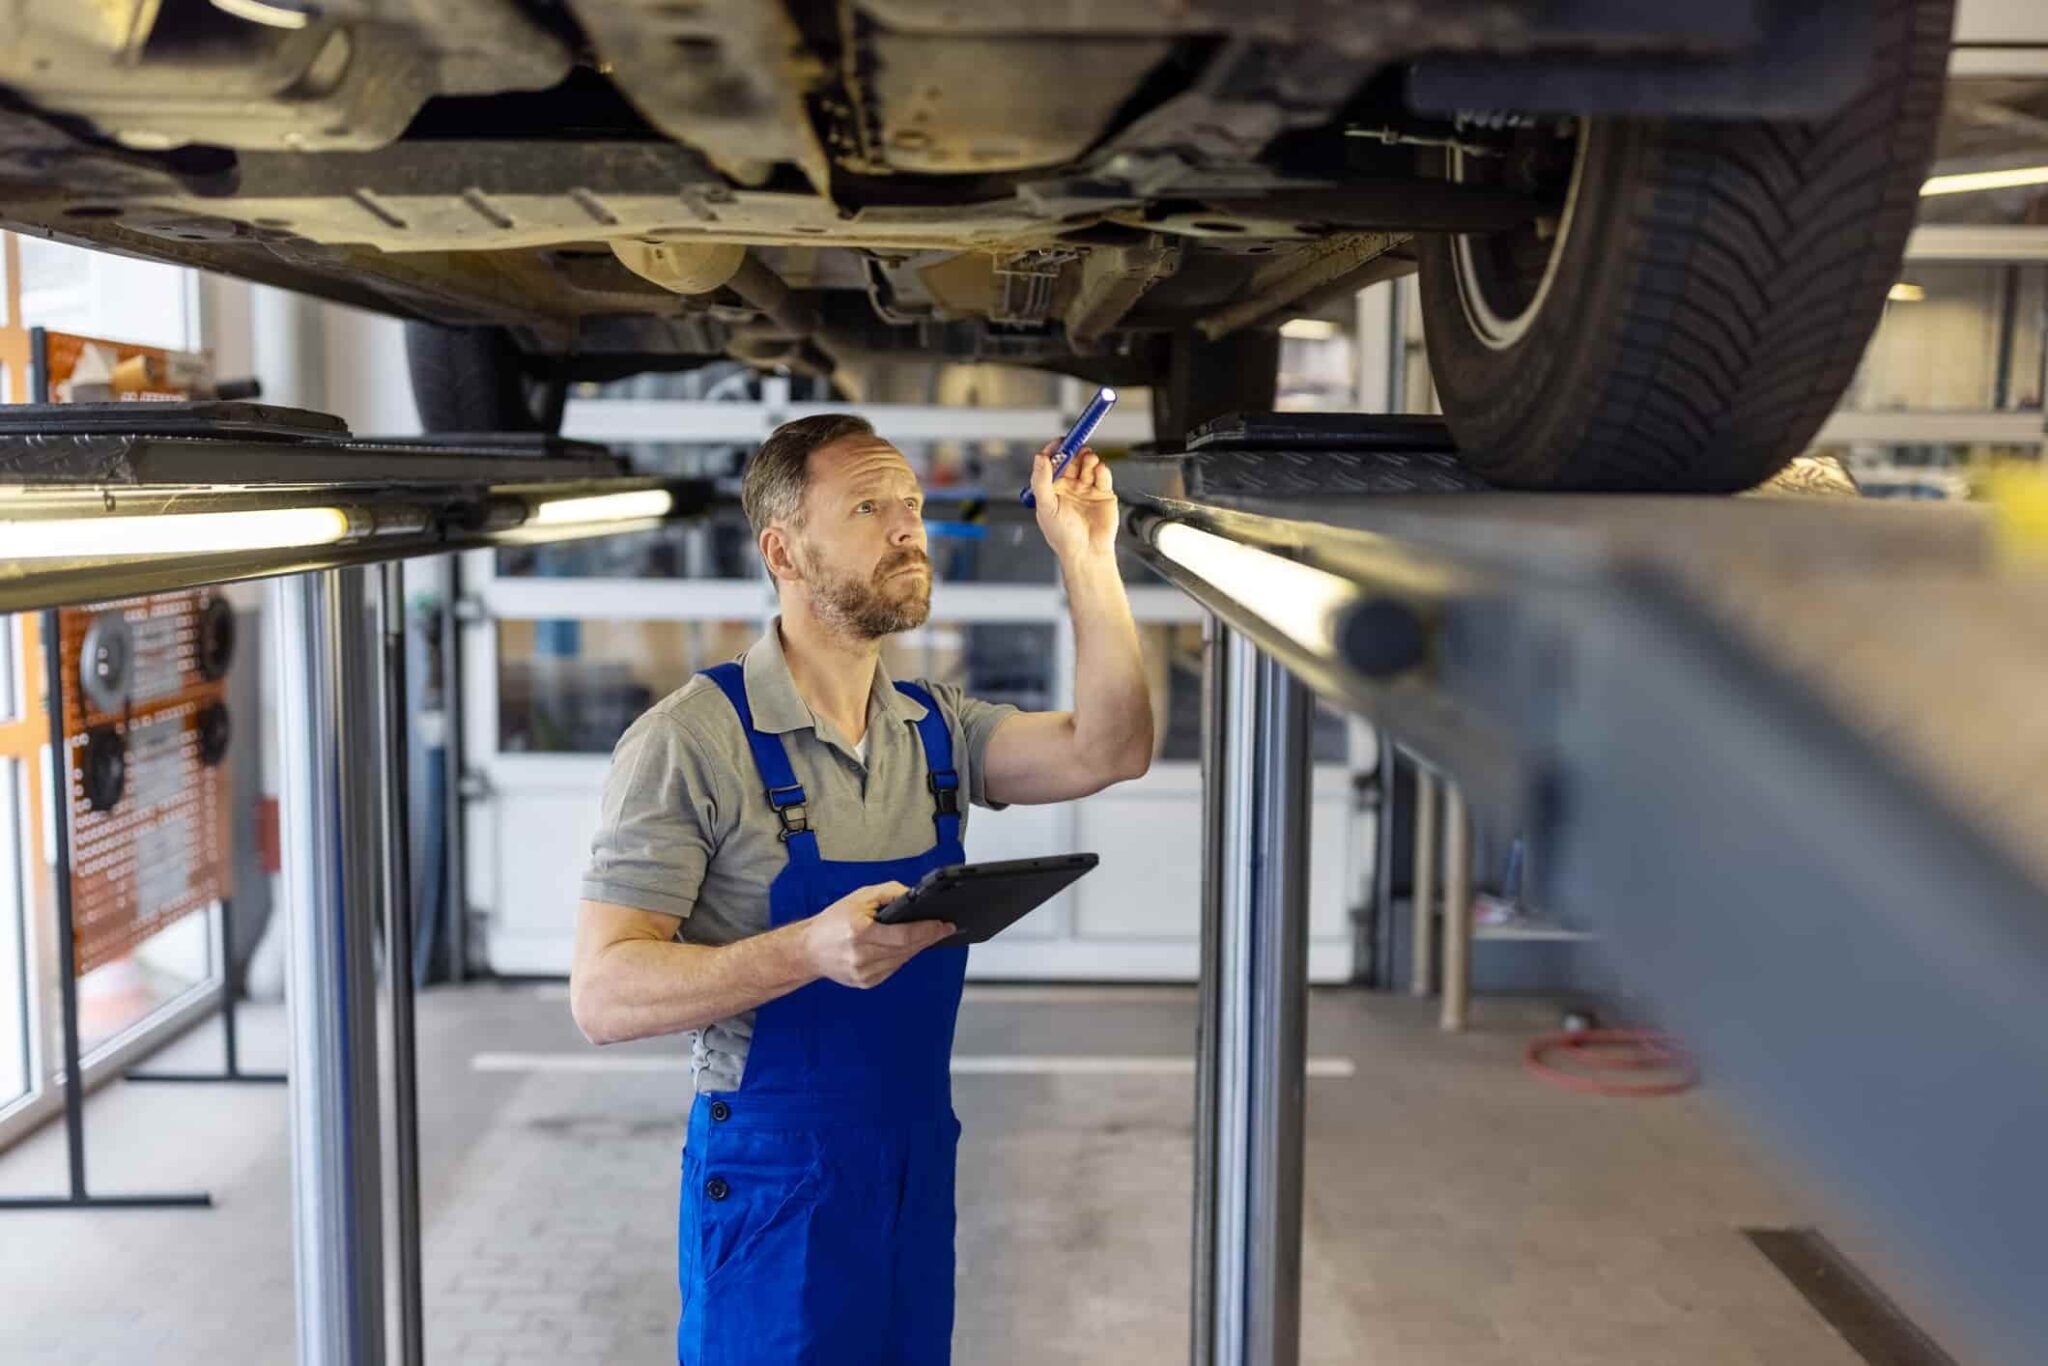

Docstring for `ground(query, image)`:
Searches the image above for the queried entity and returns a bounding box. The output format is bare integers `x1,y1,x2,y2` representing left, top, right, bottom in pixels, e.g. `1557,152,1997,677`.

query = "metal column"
377,562,425,1366
1439,782,1472,1033
1194,624,1312,1366
1191,616,1228,1366
274,569,387,1366
1410,765,1438,999
441,553,470,984
1367,745,1397,990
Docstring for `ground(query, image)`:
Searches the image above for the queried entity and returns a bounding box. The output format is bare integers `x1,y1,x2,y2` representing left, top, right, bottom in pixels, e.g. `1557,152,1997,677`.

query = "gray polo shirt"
580,622,1019,1092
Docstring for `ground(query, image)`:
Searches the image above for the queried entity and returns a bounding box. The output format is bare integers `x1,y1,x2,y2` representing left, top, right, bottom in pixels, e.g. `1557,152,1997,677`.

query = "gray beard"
805,551,931,640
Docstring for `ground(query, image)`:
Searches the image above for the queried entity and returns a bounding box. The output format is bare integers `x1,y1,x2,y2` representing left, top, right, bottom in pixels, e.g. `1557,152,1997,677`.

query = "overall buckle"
766,783,810,842
927,770,961,820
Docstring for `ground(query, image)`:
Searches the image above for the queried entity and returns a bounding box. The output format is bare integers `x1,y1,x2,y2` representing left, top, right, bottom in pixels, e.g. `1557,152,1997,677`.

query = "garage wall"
1954,0,2048,44
1851,264,2014,410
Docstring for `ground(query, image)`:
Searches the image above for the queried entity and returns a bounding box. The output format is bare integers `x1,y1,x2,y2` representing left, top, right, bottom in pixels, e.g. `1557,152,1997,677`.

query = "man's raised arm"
981,444,1155,805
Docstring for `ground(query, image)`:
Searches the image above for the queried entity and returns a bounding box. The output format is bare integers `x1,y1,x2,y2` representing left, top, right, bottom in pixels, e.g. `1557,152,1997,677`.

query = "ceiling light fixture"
1920,165,2048,197
209,0,315,29
525,489,675,527
4,506,353,560
1279,318,1342,341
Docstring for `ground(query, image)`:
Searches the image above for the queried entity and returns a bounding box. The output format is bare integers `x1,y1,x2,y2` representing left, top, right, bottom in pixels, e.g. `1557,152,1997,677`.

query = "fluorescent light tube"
4,506,352,559
1921,166,2048,197
1152,521,1358,655
526,490,674,527
1280,318,1342,341
1887,282,1926,302
209,0,313,29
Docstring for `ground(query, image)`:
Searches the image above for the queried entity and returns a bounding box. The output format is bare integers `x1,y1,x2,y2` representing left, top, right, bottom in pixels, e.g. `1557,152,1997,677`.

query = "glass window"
1141,622,1349,764
79,909,213,1057
1148,622,1207,763
498,511,764,580
0,761,28,1109
1842,264,2046,412
1277,325,1359,412
0,616,16,722
498,499,1060,584
14,236,194,350
880,622,1057,713
497,619,758,753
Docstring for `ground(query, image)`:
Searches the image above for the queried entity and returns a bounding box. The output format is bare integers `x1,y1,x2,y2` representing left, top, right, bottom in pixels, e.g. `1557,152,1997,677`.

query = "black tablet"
874,854,1099,948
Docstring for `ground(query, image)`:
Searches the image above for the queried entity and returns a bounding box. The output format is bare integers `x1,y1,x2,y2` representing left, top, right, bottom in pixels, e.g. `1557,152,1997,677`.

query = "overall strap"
700,662,819,860
893,680,962,847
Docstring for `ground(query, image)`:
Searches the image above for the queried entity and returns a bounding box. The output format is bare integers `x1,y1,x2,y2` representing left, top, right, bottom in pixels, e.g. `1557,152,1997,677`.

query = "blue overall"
678,662,968,1366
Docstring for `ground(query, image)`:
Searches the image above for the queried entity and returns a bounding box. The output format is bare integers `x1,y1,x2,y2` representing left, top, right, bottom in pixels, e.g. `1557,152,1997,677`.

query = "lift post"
1193,624,1313,1366
377,560,427,1366
274,568,388,1366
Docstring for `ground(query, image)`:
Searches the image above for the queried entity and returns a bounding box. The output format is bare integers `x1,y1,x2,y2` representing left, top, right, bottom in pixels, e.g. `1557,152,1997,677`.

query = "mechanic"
570,413,1155,1363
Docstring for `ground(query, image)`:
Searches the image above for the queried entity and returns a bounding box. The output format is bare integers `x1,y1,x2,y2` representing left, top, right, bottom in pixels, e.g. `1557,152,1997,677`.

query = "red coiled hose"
1524,1028,1698,1097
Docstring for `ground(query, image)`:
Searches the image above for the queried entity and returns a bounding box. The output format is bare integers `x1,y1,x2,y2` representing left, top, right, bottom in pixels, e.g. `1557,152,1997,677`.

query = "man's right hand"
798,882,956,989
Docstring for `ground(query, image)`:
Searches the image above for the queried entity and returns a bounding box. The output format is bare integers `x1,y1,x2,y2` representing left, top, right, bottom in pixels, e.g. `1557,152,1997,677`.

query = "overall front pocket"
689,1128,827,1290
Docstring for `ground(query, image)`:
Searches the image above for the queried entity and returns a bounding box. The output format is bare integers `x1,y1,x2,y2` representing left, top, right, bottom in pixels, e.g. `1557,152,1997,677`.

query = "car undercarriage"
0,0,1951,485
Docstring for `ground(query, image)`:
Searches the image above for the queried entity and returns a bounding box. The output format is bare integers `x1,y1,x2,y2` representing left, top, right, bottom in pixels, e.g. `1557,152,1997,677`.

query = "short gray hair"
741,413,875,534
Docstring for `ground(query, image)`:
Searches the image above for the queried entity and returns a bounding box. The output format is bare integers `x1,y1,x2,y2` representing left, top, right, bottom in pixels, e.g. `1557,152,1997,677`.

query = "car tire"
404,322,548,434
1415,0,1952,492
1149,329,1281,452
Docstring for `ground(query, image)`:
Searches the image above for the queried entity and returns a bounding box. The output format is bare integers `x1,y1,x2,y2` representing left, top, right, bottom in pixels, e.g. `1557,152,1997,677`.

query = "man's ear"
759,525,803,585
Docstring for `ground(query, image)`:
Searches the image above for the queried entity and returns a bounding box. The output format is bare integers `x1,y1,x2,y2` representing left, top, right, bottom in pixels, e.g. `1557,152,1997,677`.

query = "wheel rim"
1449,120,1589,352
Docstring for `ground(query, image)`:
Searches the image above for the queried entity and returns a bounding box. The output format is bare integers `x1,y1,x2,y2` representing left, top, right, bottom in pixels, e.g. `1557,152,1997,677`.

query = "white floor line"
960,985,1197,1005
535,985,1190,1006
471,1051,1356,1079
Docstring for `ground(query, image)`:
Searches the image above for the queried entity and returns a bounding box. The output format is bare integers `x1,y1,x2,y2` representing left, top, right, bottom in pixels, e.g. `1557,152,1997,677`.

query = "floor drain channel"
1744,1228,1956,1366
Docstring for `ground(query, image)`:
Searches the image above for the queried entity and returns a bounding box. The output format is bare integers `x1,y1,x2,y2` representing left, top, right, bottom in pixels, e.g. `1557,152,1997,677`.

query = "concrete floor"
0,983,1926,1364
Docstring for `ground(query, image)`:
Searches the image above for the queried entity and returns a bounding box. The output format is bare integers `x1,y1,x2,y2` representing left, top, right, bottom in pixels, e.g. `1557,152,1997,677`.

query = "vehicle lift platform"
1128,414,2048,1366
4,405,2047,1363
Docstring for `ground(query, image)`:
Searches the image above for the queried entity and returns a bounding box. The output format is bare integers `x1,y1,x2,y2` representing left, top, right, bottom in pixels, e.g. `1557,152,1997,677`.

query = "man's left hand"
1029,443,1118,562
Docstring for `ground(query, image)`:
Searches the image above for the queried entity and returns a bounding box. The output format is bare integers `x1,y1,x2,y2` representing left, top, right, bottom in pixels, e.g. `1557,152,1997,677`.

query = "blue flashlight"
1021,386,1117,508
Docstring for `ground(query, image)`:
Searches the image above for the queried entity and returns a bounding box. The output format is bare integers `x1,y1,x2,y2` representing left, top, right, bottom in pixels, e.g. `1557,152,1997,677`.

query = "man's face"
788,435,931,639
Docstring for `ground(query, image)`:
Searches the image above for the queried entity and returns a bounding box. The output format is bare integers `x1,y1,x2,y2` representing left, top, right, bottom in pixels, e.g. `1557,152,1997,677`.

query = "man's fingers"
882,924,957,971
856,914,958,950
1030,445,1056,499
861,920,916,948
861,918,933,950
864,881,910,905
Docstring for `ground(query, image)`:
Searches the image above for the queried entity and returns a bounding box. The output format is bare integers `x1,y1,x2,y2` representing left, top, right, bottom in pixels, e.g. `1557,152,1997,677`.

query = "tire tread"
1419,0,1952,491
